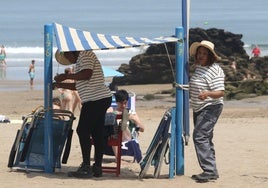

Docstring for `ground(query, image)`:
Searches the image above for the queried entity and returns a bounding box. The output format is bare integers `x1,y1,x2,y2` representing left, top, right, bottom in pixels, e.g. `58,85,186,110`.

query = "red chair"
102,126,122,176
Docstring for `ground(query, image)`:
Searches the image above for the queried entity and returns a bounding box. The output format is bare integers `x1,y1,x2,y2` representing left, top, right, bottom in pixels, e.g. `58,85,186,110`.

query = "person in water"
28,60,35,87
0,45,6,66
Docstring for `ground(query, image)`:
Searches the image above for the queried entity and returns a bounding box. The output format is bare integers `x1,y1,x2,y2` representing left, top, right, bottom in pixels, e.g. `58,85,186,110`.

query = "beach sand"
0,81,268,188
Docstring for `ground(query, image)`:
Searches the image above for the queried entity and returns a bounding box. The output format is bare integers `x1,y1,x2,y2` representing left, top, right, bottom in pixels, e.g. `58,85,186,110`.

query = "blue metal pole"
169,107,176,178
182,0,190,145
44,24,54,173
175,27,184,175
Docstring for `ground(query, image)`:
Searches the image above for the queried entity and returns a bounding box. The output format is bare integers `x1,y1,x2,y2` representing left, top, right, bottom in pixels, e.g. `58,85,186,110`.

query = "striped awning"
53,23,178,52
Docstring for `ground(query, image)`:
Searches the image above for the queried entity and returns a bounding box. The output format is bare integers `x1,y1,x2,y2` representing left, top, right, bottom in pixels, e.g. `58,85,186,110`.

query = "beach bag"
104,112,117,126
104,112,118,137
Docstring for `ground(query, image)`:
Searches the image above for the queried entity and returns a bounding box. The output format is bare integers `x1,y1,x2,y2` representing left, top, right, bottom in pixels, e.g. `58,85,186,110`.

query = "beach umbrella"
102,66,124,77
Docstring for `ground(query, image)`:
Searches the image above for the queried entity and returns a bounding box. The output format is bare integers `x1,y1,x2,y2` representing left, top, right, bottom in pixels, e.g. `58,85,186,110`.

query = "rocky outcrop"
112,28,268,99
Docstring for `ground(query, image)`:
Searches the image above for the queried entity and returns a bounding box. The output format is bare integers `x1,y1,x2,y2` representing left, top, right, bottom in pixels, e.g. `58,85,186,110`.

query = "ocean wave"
244,43,268,48
5,46,148,55
6,46,46,54
4,46,148,68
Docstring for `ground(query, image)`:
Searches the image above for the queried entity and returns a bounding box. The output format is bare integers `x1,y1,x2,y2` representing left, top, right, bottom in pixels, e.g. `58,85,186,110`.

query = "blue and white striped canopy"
53,23,178,52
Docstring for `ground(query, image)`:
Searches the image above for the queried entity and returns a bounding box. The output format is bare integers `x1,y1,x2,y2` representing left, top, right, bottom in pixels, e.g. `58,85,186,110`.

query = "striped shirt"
75,50,112,103
189,63,225,112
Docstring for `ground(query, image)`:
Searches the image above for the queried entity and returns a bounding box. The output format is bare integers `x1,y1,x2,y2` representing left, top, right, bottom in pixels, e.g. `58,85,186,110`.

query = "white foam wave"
4,46,147,68
6,46,46,54
5,46,147,55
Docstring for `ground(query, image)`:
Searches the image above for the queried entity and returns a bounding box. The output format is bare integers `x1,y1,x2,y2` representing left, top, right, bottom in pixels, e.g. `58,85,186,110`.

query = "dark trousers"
77,96,112,167
193,104,223,175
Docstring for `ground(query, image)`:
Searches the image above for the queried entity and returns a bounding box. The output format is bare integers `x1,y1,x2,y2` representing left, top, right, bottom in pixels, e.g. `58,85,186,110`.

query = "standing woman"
189,40,225,182
54,50,112,178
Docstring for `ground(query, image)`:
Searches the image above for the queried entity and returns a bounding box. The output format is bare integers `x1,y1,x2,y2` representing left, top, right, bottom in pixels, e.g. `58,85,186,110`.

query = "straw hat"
55,50,72,65
189,40,221,61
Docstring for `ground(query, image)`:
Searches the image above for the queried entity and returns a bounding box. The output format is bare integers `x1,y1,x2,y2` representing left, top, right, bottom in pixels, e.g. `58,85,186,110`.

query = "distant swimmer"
0,45,6,66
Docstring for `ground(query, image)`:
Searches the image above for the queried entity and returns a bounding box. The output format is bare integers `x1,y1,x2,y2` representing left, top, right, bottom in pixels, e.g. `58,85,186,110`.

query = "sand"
0,81,268,188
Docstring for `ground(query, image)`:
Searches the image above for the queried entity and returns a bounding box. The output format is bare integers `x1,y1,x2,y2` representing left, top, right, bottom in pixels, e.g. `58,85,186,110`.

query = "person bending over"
54,50,112,178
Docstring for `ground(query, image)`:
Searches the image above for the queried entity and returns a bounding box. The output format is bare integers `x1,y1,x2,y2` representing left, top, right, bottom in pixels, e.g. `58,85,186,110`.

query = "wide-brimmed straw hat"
189,40,221,61
55,50,72,65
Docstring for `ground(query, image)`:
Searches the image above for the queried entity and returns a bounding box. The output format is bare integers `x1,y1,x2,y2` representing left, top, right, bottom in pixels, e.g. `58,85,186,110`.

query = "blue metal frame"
182,0,190,146
175,27,184,175
169,108,176,178
43,0,190,175
169,0,189,178
44,24,54,173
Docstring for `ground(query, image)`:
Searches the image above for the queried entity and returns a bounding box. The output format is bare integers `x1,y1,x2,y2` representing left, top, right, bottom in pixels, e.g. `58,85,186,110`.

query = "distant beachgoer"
52,97,65,119
58,67,75,112
28,60,35,87
230,59,237,73
0,45,6,66
70,66,81,113
72,89,81,113
56,67,82,113
52,97,62,110
251,45,261,57
0,65,6,79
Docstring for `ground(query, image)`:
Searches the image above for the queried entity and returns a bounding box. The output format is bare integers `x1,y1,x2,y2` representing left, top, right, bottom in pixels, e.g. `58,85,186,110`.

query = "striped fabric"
53,23,178,52
189,63,225,112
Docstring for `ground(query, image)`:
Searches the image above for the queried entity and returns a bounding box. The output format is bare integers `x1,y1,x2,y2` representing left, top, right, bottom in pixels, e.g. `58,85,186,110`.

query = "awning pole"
175,27,184,175
182,0,190,146
44,24,54,173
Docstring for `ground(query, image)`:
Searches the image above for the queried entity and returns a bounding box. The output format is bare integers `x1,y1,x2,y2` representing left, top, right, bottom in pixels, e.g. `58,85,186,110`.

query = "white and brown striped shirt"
75,50,112,103
189,63,225,112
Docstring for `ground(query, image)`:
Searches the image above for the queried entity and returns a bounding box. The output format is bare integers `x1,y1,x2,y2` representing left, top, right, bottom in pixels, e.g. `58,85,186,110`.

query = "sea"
0,0,268,89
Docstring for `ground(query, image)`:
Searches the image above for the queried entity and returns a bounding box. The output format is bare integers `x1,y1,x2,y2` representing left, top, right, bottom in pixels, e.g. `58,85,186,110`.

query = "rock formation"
112,28,268,99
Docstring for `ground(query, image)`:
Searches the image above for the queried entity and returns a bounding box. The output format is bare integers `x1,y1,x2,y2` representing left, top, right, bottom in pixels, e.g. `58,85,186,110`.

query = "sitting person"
106,89,144,162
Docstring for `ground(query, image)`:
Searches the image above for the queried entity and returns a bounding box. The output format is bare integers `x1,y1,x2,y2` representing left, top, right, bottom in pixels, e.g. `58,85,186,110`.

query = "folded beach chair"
7,106,75,172
139,108,172,178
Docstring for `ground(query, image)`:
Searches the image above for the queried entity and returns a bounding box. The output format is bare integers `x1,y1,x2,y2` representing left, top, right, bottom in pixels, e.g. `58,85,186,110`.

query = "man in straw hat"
54,50,112,178
189,40,225,183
